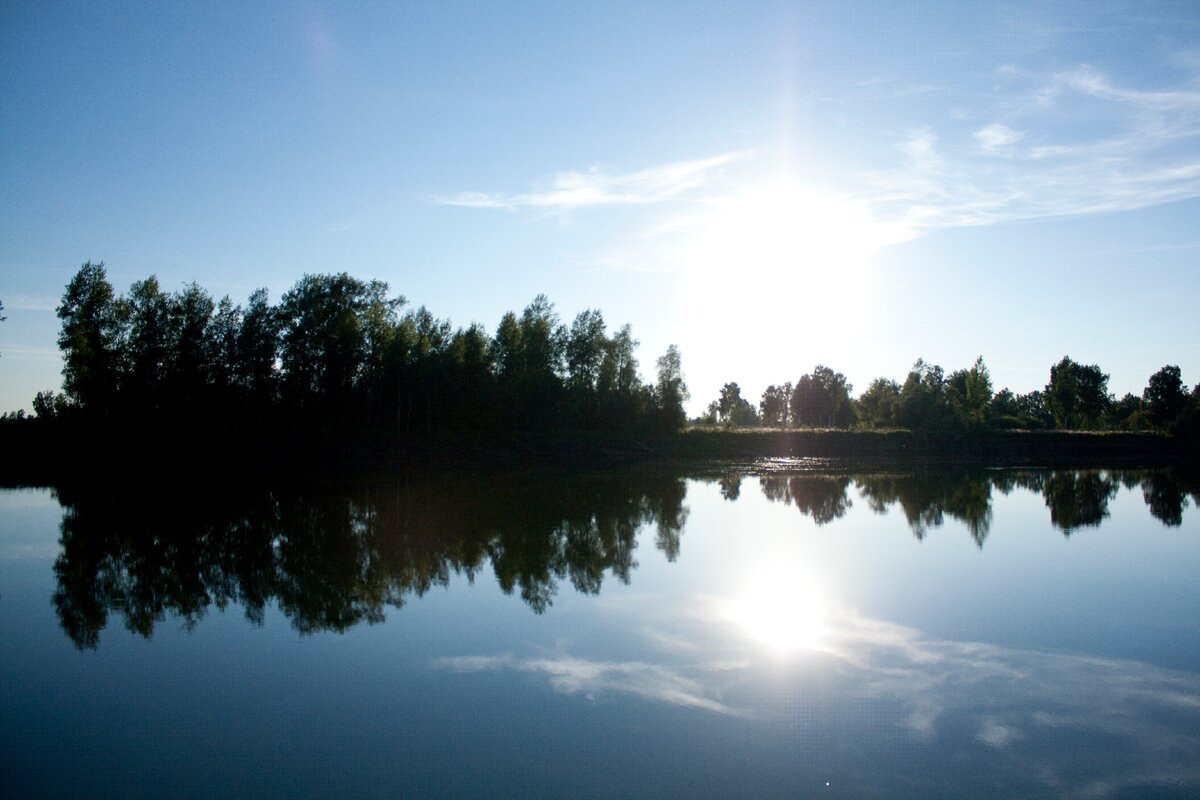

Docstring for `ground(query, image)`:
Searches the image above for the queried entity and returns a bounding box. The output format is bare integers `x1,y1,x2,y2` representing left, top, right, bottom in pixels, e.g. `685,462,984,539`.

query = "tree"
857,377,900,428
1143,365,1187,432
32,390,72,420
1106,392,1145,431
946,356,992,426
896,359,954,431
124,276,172,408
653,344,689,431
759,383,792,427
565,309,606,394
57,261,126,413
1045,356,1110,429
717,382,758,427
277,273,400,414
235,288,281,409
791,365,854,428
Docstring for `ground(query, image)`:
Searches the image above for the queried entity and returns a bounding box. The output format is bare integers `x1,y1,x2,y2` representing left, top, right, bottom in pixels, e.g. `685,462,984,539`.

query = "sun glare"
671,178,905,290
670,176,911,391
725,568,831,655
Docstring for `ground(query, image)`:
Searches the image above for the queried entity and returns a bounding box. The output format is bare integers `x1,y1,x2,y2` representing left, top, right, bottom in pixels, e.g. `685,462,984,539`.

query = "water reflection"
50,467,1195,649
736,467,1197,542
51,471,688,648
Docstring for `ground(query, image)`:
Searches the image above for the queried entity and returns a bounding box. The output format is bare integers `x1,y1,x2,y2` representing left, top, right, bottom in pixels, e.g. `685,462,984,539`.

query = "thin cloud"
974,123,1025,153
435,151,753,211
433,653,743,716
860,67,1200,232
2,294,59,312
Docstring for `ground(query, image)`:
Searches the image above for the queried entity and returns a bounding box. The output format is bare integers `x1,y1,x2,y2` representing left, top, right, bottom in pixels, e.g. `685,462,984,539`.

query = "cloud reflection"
439,597,1200,797
434,653,744,717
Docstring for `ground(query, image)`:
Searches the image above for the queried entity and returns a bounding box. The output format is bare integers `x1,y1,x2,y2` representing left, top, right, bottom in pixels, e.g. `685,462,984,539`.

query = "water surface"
2,466,1198,798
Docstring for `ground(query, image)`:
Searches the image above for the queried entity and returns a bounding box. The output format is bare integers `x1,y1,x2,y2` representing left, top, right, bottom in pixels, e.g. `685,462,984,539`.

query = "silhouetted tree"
57,261,125,414
1143,365,1187,432
277,273,401,421
896,359,955,431
791,365,855,428
653,344,689,431
759,383,792,427
1106,392,1146,431
857,377,900,428
717,382,758,427
1045,356,1111,429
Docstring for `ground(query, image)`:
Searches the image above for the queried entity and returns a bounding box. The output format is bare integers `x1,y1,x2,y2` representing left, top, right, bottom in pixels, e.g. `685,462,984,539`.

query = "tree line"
702,356,1200,435
20,262,689,437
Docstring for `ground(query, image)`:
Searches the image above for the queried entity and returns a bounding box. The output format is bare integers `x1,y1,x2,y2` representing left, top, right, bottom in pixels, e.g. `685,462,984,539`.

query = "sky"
2,0,1198,416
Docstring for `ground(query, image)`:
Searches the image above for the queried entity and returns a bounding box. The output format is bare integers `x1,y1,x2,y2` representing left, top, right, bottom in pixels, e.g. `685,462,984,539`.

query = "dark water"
2,466,1198,799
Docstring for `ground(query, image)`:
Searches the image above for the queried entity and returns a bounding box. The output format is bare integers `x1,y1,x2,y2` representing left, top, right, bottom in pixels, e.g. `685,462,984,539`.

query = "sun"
668,177,906,293
666,175,908,400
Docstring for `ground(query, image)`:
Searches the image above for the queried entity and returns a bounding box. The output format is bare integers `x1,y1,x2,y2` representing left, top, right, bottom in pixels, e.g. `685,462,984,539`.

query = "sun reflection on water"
725,568,832,656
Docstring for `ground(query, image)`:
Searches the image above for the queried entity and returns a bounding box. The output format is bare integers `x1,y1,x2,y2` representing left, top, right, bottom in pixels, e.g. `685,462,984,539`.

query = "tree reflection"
855,472,993,546
50,465,1195,648
754,467,1190,546
52,471,689,648
757,475,854,525
1040,471,1119,534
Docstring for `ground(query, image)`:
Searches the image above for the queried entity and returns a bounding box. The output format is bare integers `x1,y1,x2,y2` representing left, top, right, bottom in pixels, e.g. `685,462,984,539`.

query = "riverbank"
1,420,1195,486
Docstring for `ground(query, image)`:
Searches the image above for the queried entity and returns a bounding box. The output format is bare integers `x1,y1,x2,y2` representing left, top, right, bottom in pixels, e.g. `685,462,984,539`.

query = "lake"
2,465,1198,798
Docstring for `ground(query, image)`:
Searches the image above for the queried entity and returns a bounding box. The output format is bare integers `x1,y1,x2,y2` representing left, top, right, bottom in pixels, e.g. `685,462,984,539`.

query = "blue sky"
2,0,1198,415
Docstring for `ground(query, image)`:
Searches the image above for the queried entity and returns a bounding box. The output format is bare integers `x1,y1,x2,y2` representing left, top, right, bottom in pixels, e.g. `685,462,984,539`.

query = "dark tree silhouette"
1143,365,1188,432
1045,356,1111,430
791,365,854,428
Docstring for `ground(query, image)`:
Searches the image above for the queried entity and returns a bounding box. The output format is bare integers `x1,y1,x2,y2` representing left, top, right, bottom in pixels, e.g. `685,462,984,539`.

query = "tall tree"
717,382,758,427
235,288,281,409
857,377,901,428
791,365,854,428
896,359,951,431
1045,356,1110,429
759,384,792,427
653,344,689,431
277,273,400,414
1143,365,1187,432
57,261,126,413
124,276,172,408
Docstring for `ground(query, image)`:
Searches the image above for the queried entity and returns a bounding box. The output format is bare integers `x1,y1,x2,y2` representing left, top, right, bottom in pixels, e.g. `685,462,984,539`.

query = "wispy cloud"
0,344,61,360
974,123,1025,154
2,294,58,312
860,66,1200,231
434,653,743,716
435,151,753,211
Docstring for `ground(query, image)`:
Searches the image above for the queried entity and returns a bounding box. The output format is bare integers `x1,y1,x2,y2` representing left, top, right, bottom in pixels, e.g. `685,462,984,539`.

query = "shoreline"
1,423,1195,487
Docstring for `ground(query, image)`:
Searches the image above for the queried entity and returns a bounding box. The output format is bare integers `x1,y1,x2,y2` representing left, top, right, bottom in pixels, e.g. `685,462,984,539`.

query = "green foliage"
856,378,900,429
715,382,759,427
896,359,957,431
56,261,124,413
1143,365,1188,432
654,344,689,431
45,263,690,439
1045,356,1111,429
791,365,854,428
759,383,792,427
946,356,992,426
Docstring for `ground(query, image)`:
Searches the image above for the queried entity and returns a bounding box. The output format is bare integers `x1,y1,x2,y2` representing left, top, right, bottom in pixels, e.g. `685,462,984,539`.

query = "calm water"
2,466,1198,799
